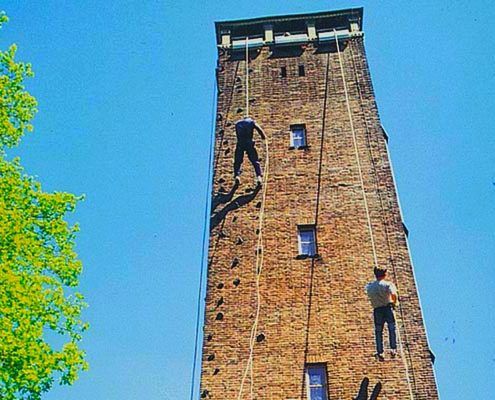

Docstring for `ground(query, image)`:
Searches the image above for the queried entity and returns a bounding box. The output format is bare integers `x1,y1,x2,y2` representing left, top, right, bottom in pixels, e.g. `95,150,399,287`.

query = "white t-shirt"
365,279,397,309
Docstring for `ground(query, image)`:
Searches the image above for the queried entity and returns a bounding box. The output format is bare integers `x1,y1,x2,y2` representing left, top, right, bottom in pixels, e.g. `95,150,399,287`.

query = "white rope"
245,37,249,116
237,138,269,400
334,32,415,400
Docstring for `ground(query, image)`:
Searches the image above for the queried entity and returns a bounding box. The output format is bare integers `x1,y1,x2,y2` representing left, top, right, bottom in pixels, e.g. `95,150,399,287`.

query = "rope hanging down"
333,31,415,400
189,78,218,400
236,36,270,400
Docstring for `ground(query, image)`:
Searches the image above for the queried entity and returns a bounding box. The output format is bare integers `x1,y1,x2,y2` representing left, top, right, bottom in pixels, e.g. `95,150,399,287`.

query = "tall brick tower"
200,8,438,400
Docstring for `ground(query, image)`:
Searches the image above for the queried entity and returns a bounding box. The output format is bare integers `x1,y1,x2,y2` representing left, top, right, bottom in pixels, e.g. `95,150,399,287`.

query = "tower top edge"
215,7,363,43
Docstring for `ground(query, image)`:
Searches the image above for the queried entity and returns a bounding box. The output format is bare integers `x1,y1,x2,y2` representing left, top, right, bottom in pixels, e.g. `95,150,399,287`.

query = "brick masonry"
200,11,439,400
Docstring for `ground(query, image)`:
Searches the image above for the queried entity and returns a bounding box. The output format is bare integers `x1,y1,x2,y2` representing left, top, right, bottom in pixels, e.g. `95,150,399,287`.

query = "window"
280,66,287,78
297,225,316,257
306,364,328,400
298,64,306,76
290,124,307,149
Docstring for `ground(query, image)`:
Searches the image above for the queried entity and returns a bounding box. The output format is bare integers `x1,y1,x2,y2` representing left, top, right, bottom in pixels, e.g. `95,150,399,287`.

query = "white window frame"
305,364,329,400
290,124,307,148
297,225,316,256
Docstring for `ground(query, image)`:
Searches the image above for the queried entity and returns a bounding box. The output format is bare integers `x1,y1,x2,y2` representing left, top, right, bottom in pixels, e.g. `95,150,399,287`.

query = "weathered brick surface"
200,14,438,400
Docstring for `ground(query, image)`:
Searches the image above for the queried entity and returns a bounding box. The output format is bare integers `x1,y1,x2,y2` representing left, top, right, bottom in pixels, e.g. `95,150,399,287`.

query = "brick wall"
200,31,439,400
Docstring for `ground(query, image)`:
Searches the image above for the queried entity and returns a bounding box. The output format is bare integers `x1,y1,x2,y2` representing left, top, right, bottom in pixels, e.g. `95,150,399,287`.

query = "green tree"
0,12,88,399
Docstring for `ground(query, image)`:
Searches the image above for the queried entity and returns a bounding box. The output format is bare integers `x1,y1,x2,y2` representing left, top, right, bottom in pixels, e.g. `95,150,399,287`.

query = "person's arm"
389,282,398,305
254,122,266,140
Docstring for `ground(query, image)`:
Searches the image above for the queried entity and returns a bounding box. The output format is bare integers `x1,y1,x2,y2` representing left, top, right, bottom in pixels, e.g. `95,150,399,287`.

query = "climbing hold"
249,68,254,73
226,121,232,127
249,98,256,103
231,258,239,268
256,333,265,343
215,312,224,321
217,113,223,121
207,354,215,361
255,248,262,255
233,278,240,287
218,177,225,184
235,76,242,83
223,139,228,145
224,148,230,155
213,368,220,376
235,237,244,245
236,107,243,114
255,228,260,234
201,389,209,398
218,185,226,193
207,334,213,341
216,282,224,289
232,215,238,223
255,201,262,209
216,297,224,307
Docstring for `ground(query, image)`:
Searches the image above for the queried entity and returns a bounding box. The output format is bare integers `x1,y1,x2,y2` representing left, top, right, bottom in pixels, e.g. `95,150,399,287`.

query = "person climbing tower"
233,116,266,186
365,267,398,362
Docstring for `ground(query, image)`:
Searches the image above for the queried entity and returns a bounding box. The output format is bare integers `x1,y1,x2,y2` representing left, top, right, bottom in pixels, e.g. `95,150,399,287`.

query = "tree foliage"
0,11,88,399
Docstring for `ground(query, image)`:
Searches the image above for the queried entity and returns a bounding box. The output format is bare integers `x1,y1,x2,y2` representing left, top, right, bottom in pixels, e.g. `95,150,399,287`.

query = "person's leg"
246,142,262,177
385,306,397,351
373,308,385,356
233,144,245,178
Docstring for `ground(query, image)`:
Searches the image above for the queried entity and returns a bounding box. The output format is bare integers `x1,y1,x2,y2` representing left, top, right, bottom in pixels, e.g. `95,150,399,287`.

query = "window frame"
305,363,329,400
290,124,307,149
297,225,316,257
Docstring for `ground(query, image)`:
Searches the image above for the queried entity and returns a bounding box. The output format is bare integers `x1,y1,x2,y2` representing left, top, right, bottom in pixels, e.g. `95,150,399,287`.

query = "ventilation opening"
280,66,287,78
298,65,305,76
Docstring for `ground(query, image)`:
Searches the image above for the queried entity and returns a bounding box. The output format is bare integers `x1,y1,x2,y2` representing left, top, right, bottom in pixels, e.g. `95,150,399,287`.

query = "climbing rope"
245,37,250,116
236,36,270,400
348,40,419,395
189,77,218,400
236,137,269,400
334,32,415,400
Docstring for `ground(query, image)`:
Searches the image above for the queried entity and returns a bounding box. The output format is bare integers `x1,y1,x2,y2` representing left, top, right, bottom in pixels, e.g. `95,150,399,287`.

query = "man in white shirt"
365,267,398,361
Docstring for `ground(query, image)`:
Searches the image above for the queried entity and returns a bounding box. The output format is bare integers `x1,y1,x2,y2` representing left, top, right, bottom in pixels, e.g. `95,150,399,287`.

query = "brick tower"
200,8,439,400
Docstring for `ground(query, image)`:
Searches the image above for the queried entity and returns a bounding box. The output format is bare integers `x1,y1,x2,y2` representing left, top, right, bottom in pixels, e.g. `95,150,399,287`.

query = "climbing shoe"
256,175,263,186
390,349,398,358
375,353,385,362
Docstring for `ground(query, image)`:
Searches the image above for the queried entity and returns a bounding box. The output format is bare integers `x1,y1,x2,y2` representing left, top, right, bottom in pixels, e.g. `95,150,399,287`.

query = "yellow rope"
334,31,415,400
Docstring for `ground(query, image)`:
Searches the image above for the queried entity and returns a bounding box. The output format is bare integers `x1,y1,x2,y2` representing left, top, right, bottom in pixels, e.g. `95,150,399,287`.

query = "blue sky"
0,1,494,399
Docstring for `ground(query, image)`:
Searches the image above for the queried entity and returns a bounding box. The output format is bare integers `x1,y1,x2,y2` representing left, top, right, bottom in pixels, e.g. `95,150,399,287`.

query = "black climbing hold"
213,368,220,375
235,76,242,82
249,98,256,103
237,108,243,114
218,129,224,135
218,185,226,193
226,122,232,127
255,201,262,208
207,334,213,341
223,140,228,145
256,333,265,343
233,278,240,287
249,68,254,73
215,312,224,321
216,282,224,289
207,354,215,361
235,237,244,245
201,389,209,398
232,215,238,223
216,297,224,307
255,248,262,255
224,148,230,155
255,229,260,234
218,178,225,184
231,258,239,268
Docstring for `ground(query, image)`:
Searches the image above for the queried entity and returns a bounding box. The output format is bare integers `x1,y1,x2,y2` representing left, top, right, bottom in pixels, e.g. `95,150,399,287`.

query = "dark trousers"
373,305,397,354
233,141,262,178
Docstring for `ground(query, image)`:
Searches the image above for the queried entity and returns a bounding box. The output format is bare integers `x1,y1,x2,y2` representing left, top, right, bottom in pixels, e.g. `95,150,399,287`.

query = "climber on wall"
233,116,266,186
365,267,398,362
